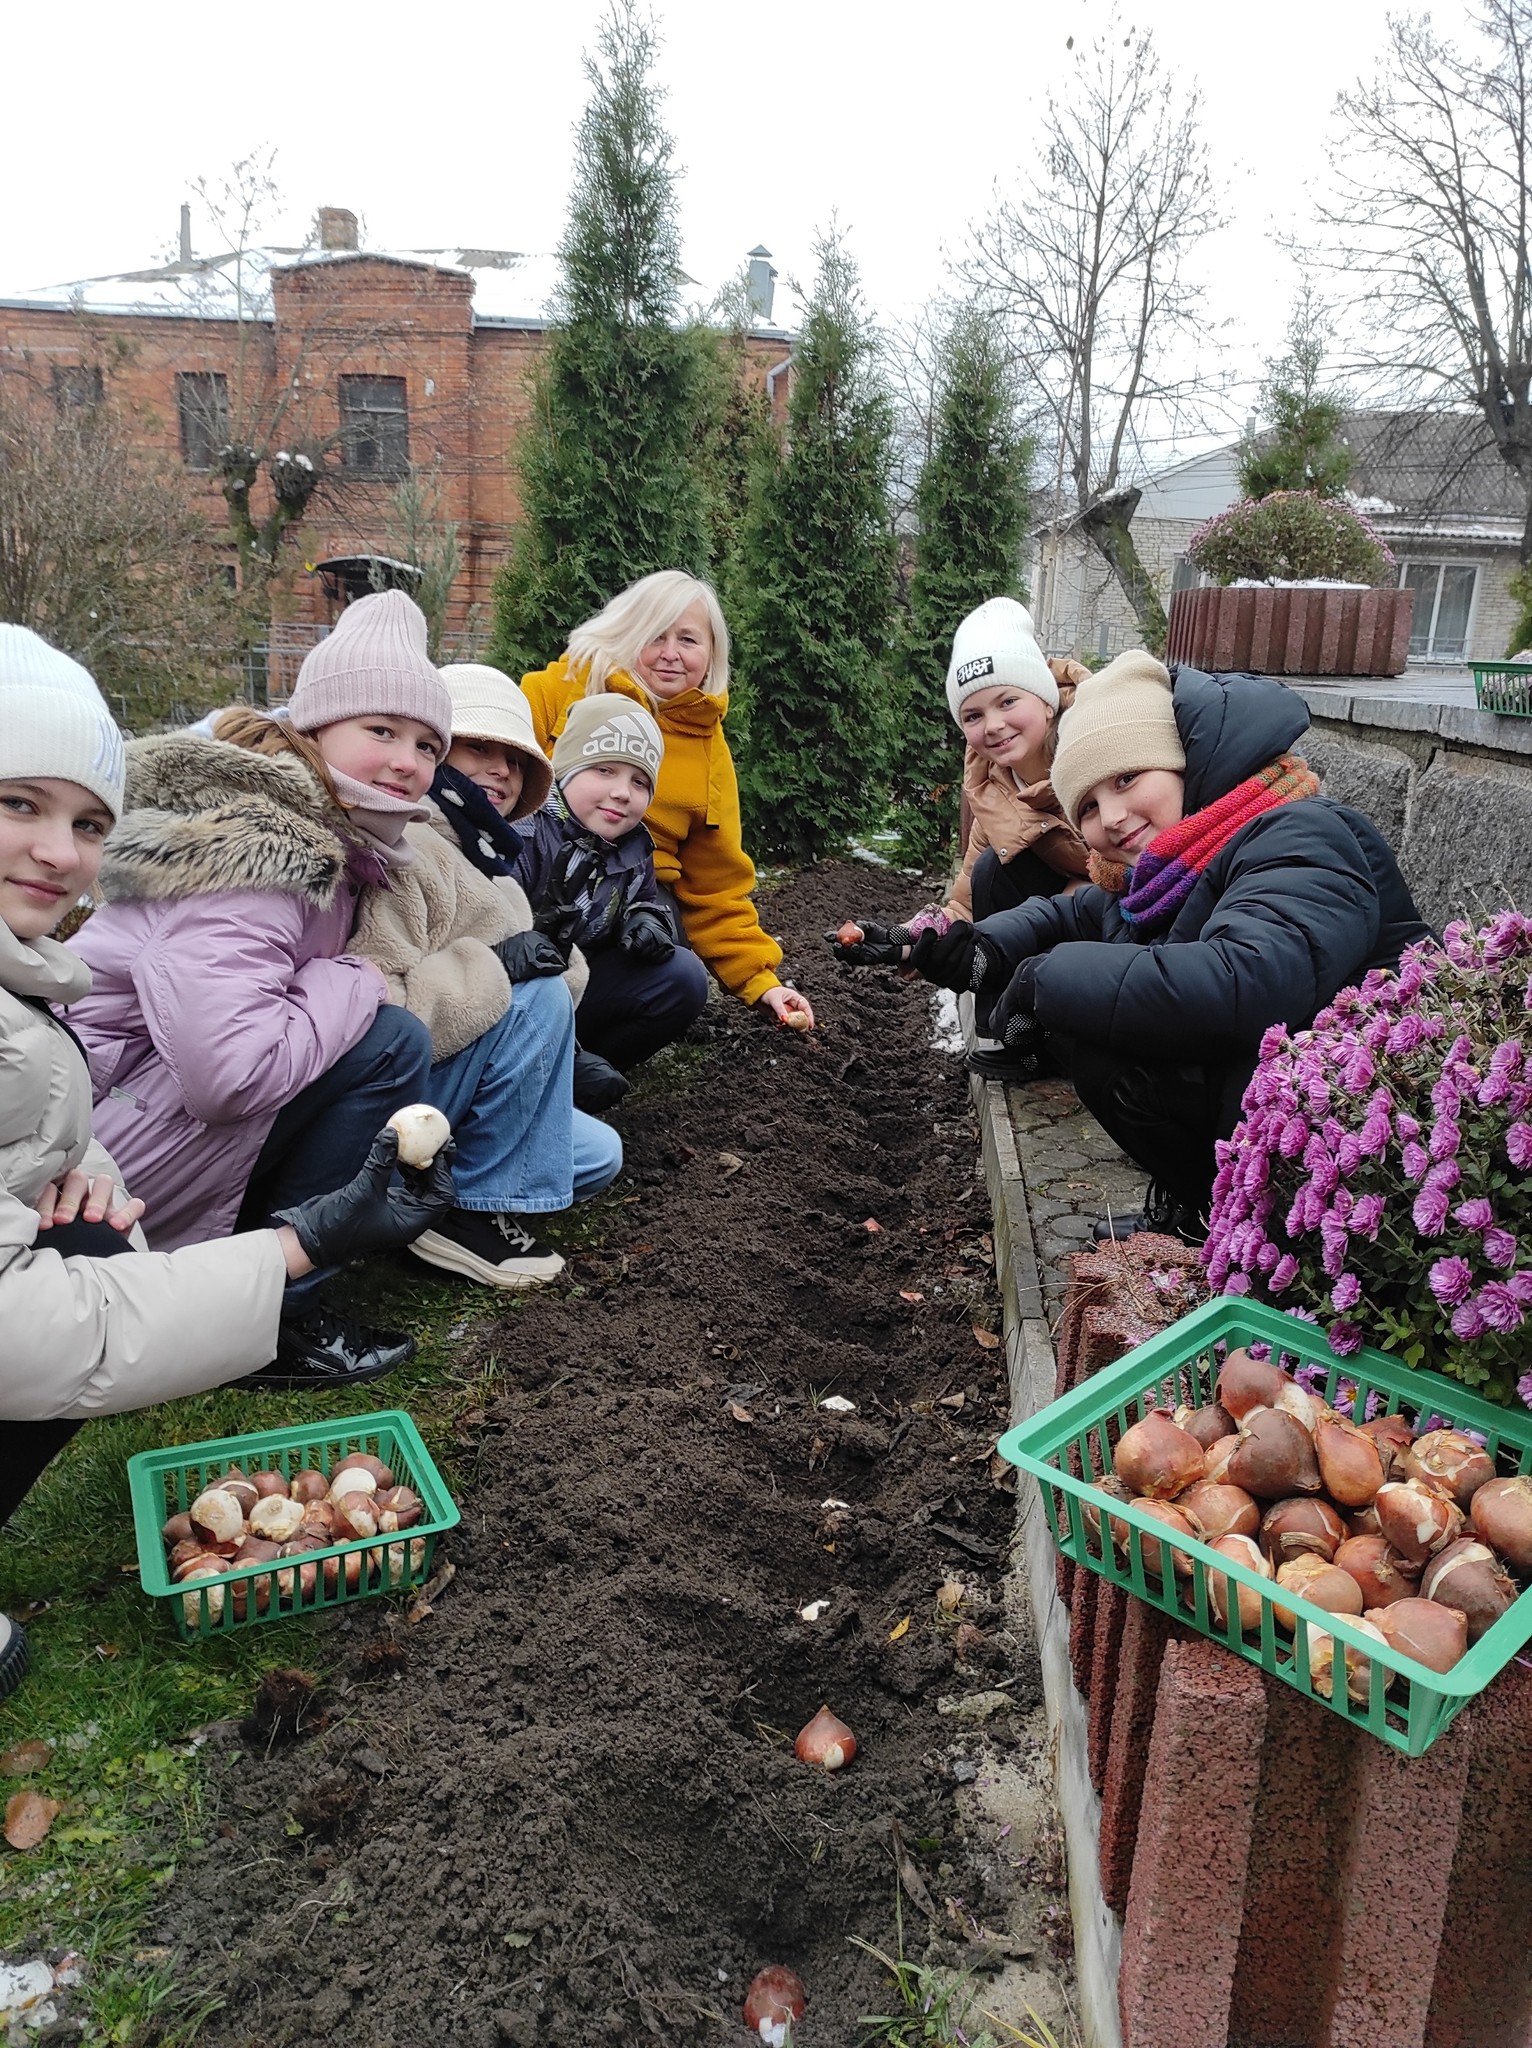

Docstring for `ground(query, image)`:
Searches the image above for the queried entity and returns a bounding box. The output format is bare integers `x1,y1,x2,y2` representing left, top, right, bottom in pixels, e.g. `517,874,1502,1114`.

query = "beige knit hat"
287,591,452,754
438,663,553,820
552,694,663,790
1049,652,1186,827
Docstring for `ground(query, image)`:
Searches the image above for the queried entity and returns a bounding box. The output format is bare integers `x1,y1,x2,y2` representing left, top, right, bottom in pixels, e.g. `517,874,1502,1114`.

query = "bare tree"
0,374,238,728
962,23,1223,645
371,461,468,660
1322,1,1532,560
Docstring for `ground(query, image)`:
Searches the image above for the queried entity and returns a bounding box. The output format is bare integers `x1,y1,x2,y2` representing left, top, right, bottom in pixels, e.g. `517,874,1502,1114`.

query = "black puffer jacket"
976,666,1433,1059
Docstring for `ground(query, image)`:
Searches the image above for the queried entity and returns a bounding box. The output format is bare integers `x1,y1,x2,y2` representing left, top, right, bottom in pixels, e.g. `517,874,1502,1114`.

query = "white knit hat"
286,591,453,754
945,598,1059,724
1050,651,1186,827
438,663,553,821
0,625,126,820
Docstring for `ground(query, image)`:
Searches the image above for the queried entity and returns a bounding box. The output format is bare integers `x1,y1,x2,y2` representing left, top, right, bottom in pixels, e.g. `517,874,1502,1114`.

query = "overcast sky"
5,0,1484,458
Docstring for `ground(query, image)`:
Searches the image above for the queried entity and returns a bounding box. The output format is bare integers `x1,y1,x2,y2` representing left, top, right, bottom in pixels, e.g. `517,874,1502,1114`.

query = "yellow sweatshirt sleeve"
671,741,782,1004
519,662,568,755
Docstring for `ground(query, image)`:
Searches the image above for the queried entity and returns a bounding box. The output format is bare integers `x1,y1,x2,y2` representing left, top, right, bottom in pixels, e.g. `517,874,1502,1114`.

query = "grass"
852,1899,1073,2048
0,1083,672,2048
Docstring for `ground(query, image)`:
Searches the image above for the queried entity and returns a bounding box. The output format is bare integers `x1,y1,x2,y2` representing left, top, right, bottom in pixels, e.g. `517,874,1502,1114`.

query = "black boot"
1092,1182,1206,1247
0,1613,29,1702
239,1307,415,1389
573,1045,629,1113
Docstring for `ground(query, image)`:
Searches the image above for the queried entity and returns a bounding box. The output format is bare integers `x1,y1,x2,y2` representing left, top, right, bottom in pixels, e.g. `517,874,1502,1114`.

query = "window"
177,371,229,471
1399,560,1479,663
338,375,408,475
52,364,103,411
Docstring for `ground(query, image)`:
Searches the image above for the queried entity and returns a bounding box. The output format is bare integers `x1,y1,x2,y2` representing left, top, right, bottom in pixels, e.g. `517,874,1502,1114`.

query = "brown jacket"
945,662,1091,921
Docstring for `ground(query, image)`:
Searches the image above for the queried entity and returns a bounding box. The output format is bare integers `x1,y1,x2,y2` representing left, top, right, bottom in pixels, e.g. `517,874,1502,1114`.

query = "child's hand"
761,985,815,1031
825,918,908,966
36,1169,146,1235
619,905,676,963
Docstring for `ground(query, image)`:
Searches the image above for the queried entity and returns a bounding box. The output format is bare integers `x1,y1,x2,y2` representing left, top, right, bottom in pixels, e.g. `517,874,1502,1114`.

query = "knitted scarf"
431,763,530,879
1092,753,1320,933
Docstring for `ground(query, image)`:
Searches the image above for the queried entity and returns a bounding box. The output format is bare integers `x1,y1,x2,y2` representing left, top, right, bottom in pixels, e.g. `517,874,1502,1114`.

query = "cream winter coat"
351,809,588,1061
0,921,286,1419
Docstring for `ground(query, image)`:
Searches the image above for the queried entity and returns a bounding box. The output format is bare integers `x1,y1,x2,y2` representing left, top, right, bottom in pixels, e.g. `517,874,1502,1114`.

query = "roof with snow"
1339,409,1526,525
5,238,796,337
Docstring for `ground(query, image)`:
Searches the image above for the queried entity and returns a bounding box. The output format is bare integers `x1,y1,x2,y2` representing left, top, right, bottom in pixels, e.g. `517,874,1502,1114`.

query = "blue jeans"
426,975,623,1214
239,1004,435,1313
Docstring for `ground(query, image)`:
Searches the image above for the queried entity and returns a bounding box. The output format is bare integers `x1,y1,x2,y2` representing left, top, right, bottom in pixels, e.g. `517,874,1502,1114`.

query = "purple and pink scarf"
1088,753,1320,933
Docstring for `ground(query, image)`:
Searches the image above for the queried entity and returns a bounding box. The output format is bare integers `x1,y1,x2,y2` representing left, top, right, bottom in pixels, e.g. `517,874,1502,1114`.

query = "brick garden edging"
977,1073,1532,2048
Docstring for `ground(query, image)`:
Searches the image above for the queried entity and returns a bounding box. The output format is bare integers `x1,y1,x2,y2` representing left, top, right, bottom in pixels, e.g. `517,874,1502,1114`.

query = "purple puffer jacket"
67,733,384,1251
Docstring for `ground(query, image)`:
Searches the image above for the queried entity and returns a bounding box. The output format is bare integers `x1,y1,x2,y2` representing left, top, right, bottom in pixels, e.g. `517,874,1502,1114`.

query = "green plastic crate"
127,1410,459,1641
1471,661,1532,717
995,1297,1532,1755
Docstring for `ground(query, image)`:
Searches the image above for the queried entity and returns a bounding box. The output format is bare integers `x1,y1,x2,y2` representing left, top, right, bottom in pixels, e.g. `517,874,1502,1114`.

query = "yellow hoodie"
520,657,783,1005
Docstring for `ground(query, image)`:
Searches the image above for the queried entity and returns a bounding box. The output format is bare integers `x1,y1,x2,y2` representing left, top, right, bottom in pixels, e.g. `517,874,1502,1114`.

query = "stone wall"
1296,686,1532,928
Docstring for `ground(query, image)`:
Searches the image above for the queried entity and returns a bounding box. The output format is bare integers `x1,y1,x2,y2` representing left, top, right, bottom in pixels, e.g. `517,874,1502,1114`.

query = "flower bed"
1205,910,1532,1409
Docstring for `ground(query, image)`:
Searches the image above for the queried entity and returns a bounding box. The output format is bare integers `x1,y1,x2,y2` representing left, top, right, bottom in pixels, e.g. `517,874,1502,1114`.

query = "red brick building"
0,206,792,691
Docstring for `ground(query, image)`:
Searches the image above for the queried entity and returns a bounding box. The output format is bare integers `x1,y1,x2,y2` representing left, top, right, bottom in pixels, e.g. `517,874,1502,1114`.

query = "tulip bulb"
1272,1555,1364,1632
161,1511,195,1550
1124,1499,1197,1584
190,1487,246,1547
251,1470,291,1500
1207,1533,1271,1632
332,1491,380,1542
248,1495,305,1543
1469,1474,1532,1574
290,1468,329,1505
1420,1538,1518,1642
1227,1410,1322,1500
1216,1348,1288,1421
1112,1410,1205,1499
1367,1596,1468,1672
794,1704,857,1771
1080,1474,1131,1553
329,1466,379,1503
217,1467,259,1516
177,1559,228,1628
1202,1434,1242,1484
743,1966,807,2047
386,1103,451,1170
1373,1480,1464,1564
1362,1411,1416,1475
1176,1480,1260,1544
1314,1415,1387,1508
1332,1534,1421,1608
1173,1402,1236,1451
1403,1429,1496,1512
1307,1617,1389,1705
1259,1496,1348,1569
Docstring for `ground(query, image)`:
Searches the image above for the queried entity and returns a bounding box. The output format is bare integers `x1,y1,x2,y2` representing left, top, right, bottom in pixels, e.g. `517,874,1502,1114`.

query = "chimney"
178,203,193,266
318,207,359,253
746,245,776,323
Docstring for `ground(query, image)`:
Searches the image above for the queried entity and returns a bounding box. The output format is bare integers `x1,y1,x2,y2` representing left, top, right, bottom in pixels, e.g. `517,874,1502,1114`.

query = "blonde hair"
211,707,347,810
565,571,730,705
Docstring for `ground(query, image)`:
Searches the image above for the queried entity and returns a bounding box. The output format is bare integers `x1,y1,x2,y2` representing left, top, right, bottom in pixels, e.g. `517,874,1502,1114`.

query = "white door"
1400,561,1479,662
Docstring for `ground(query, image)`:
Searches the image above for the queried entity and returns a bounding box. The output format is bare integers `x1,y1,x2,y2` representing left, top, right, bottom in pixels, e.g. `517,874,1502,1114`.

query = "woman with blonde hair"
520,571,814,1064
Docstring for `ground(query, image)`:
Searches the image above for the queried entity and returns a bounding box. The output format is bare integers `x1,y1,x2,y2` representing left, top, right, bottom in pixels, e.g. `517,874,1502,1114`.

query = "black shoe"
240,1307,415,1389
573,1046,629,1114
0,1613,29,1702
408,1210,565,1289
1092,1183,1205,1247
965,1041,1043,1083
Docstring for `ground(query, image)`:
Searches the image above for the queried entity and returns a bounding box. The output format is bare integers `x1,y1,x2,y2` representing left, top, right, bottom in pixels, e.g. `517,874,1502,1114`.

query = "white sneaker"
0,1613,29,1701
409,1210,565,1289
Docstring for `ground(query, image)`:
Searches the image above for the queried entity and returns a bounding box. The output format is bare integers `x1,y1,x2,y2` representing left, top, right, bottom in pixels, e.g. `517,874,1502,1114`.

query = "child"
831,597,1089,1077
513,695,704,1070
428,666,626,1112
0,624,451,1696
902,653,1432,1239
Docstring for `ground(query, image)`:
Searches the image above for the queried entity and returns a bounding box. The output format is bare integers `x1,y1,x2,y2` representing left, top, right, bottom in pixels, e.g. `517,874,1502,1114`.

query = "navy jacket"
511,796,662,953
977,666,1433,1059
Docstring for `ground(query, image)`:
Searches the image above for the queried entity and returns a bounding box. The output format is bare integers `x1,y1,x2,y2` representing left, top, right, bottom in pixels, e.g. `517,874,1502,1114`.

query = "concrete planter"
1166,583,1414,678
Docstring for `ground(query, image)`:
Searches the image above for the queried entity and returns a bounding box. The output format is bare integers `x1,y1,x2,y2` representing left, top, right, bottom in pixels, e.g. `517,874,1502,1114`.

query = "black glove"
619,904,675,963
275,1128,456,1267
989,956,1043,1049
494,929,567,982
825,918,910,967
906,920,1003,994
573,1046,630,1113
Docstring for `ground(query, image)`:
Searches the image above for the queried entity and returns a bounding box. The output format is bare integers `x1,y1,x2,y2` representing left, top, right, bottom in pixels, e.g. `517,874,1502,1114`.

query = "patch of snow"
930,987,965,1054
1227,578,1372,590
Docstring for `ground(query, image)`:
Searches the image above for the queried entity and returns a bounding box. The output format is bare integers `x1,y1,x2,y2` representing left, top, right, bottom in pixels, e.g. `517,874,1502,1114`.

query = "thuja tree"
489,2,708,678
892,308,1033,870
732,233,897,862
1239,288,1353,502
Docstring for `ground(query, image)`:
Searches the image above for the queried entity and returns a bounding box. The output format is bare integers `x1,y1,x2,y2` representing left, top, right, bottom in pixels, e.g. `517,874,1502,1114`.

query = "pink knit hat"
287,591,452,754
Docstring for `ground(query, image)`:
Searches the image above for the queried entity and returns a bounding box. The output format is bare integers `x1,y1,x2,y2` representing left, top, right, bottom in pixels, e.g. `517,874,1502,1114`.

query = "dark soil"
157,861,1048,2048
